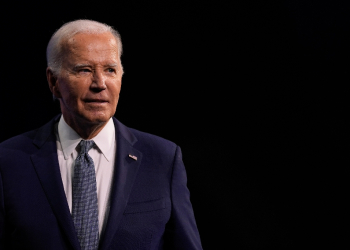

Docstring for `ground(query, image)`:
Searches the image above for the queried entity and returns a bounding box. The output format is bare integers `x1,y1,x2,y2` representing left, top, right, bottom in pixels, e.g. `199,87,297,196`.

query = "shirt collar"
58,116,115,161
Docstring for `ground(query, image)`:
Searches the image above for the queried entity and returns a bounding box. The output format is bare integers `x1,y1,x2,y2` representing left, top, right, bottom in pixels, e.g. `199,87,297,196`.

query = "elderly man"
0,20,202,250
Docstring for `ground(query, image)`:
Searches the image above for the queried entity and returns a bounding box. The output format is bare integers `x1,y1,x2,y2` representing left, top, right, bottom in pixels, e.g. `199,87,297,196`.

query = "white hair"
46,19,123,76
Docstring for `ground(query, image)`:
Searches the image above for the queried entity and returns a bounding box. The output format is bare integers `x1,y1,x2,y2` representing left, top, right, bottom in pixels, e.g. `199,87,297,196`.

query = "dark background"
1,1,348,249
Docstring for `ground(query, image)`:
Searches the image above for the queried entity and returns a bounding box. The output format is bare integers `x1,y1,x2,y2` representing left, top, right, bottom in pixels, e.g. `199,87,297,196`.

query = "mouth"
84,99,109,103
84,99,109,108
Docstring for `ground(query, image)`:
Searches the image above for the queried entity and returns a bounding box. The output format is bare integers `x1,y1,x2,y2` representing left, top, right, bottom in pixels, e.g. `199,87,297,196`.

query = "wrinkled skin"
47,32,123,139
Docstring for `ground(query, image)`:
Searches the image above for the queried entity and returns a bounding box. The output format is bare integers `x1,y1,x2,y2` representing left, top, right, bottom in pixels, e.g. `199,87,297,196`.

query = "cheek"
110,81,122,98
60,79,88,98
62,86,79,101
59,86,87,109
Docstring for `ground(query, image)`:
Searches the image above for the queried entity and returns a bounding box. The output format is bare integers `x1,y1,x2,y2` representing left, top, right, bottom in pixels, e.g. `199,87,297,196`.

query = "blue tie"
72,140,99,250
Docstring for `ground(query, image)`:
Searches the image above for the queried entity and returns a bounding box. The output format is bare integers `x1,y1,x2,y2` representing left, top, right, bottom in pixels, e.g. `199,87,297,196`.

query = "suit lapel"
29,116,142,250
98,118,142,250
30,116,80,250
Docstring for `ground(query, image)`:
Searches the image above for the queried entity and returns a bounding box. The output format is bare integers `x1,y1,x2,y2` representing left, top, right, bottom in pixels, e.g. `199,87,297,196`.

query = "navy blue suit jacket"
0,115,202,250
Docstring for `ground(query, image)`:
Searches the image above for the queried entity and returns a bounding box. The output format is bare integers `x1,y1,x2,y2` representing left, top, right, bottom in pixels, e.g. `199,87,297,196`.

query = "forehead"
62,32,119,63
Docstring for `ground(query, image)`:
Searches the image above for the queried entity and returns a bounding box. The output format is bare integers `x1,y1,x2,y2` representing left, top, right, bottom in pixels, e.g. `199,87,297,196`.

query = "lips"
84,99,109,103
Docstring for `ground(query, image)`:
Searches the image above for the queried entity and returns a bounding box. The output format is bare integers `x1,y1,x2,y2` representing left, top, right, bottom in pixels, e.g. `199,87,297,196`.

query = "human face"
49,32,122,129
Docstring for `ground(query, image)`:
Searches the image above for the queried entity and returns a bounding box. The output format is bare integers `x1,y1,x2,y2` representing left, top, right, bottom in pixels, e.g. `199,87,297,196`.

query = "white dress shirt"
55,116,116,236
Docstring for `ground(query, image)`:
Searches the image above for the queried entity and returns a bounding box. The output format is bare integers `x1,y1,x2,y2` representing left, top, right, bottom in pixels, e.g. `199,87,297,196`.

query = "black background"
1,1,348,249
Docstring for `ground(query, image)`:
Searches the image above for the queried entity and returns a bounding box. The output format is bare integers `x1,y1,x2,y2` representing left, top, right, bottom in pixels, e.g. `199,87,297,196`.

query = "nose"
91,70,107,91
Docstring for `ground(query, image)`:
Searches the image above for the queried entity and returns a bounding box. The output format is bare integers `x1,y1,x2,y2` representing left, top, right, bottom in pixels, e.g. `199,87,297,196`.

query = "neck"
62,115,109,140
75,124,106,140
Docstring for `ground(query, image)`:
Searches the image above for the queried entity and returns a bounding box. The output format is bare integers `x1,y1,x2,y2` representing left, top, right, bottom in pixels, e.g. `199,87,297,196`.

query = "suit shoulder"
129,128,178,154
0,130,40,169
0,116,58,153
0,130,38,151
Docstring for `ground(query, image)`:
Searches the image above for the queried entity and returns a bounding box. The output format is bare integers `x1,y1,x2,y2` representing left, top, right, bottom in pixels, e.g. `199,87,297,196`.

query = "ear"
46,67,62,99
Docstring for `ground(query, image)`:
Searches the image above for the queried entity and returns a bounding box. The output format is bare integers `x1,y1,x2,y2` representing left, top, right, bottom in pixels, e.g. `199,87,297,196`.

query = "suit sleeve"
163,146,203,250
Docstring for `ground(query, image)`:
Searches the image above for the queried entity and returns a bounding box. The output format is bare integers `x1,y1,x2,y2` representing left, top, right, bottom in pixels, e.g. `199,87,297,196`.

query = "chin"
85,115,112,125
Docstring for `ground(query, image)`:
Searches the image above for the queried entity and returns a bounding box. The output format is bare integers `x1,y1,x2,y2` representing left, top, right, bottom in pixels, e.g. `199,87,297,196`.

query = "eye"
107,68,116,73
79,68,91,73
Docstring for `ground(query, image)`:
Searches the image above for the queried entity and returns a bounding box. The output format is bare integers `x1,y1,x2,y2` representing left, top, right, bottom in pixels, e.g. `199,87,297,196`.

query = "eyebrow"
105,63,118,68
73,64,91,70
73,63,118,70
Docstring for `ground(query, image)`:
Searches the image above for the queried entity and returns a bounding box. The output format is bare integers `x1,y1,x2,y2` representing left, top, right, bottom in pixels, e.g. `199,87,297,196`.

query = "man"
0,19,202,250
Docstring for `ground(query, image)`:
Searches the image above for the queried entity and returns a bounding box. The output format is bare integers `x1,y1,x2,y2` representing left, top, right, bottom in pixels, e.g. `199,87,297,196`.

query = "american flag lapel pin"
128,154,137,161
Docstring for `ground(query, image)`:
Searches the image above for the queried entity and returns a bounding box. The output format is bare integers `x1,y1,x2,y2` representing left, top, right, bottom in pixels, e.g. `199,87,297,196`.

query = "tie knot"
78,140,95,155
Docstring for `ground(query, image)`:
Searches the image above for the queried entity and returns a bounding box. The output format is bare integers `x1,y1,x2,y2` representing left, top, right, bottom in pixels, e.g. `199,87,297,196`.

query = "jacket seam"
169,145,179,214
